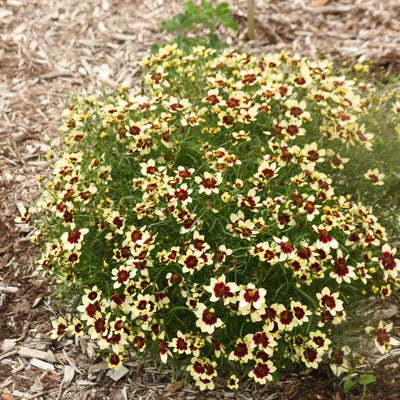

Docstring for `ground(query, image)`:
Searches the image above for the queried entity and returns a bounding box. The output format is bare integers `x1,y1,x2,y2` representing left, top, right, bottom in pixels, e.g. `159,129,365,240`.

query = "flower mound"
29,45,400,390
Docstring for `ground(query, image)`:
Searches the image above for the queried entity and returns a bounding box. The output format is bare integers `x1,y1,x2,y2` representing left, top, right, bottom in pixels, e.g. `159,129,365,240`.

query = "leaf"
215,2,230,16
208,33,221,49
359,373,376,386
183,1,200,17
219,14,238,30
201,1,215,20
166,381,183,393
343,375,354,392
271,370,281,382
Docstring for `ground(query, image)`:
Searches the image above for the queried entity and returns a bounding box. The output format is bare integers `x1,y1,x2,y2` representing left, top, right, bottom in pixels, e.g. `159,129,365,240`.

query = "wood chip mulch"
1,0,400,399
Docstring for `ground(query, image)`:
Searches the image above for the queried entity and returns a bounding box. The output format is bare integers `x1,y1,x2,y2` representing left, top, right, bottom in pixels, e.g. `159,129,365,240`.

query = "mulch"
1,0,400,398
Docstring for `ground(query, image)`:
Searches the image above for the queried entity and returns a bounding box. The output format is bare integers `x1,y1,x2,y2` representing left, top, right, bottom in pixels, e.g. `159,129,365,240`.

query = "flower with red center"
65,251,80,264
226,375,239,390
132,294,157,319
377,244,400,279
164,96,191,112
248,360,277,384
179,248,207,274
194,303,223,334
255,160,280,182
187,357,217,390
158,337,171,363
291,301,311,326
195,171,222,195
102,328,128,354
202,88,221,106
364,168,385,185
110,292,132,313
274,236,296,261
237,188,262,212
218,110,236,128
330,249,356,283
301,346,322,368
302,142,325,165
300,195,320,221
89,315,108,339
313,224,338,253
366,321,400,354
277,212,295,230
175,166,194,179
107,353,123,369
252,331,277,355
51,317,67,339
228,335,255,362
60,226,89,251
172,183,193,205
67,318,84,337
204,275,239,304
238,283,266,313
213,244,232,268
111,265,134,289
132,332,146,352
226,211,259,241
81,301,102,320
309,330,331,352
171,331,192,355
281,119,305,138
316,287,343,316
81,286,102,306
250,242,278,264
253,303,283,325
329,151,348,169
187,356,217,379
329,346,351,376
278,308,295,331
105,211,125,239
232,130,251,143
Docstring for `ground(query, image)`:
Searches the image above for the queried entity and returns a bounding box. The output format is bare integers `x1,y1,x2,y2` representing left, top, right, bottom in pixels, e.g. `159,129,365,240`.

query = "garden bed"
1,1,400,399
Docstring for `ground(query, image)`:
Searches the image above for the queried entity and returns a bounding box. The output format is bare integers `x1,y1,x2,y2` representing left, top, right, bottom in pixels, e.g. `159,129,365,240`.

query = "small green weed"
159,0,238,50
344,372,376,399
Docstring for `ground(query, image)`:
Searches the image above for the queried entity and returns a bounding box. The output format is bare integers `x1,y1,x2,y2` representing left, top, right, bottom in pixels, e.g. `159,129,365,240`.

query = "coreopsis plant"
23,44,400,390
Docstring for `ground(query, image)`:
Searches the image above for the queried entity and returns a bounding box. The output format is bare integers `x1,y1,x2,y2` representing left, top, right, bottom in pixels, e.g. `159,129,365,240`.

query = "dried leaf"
166,381,183,393
1,393,16,400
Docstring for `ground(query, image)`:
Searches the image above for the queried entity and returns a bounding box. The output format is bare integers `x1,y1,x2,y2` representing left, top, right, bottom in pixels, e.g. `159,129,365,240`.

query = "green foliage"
19,45,400,391
160,0,238,50
344,372,376,399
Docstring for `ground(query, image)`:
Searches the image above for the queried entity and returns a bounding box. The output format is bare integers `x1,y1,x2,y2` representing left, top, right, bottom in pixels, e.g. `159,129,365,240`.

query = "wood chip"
0,286,18,294
63,365,75,385
18,346,57,363
309,0,330,7
88,362,109,374
106,366,129,381
1,339,17,352
30,357,56,372
61,349,82,374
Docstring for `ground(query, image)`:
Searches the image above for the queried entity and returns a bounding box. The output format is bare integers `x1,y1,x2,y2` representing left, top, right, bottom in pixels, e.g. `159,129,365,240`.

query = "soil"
1,0,400,399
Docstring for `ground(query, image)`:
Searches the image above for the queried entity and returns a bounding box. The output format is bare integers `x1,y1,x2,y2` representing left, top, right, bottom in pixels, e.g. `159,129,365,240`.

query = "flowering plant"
23,44,400,390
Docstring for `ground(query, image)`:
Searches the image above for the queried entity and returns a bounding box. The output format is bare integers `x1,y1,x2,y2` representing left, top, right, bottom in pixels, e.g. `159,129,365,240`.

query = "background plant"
21,44,400,391
159,0,238,50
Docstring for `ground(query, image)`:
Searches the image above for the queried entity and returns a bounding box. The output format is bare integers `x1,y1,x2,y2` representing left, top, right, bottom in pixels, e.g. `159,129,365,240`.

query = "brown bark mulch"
1,1,400,398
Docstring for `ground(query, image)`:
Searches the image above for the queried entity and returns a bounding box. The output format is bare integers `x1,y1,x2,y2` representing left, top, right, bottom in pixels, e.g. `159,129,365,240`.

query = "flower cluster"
25,44,400,390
